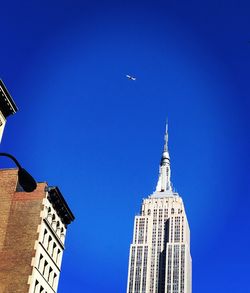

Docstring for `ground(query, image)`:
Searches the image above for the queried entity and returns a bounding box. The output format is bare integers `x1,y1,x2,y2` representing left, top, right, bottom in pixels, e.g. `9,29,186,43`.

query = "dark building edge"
45,186,75,226
0,79,18,118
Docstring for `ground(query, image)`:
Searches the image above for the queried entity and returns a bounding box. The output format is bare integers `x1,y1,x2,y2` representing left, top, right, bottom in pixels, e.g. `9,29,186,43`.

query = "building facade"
0,80,18,143
0,169,74,293
126,126,192,293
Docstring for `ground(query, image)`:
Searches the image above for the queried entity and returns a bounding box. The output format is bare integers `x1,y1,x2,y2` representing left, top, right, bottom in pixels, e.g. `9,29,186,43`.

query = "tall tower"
126,126,192,293
0,169,74,293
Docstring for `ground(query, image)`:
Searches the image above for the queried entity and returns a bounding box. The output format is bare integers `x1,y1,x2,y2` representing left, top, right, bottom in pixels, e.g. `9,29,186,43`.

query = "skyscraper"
126,126,192,293
0,169,74,293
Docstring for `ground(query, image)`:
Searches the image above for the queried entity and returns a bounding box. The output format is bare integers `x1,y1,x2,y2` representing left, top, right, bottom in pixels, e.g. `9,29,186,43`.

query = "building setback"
126,126,192,293
0,80,18,143
0,169,74,293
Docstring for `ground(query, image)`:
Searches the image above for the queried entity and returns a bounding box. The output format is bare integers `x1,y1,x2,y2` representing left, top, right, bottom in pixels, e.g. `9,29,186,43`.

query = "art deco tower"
126,126,192,293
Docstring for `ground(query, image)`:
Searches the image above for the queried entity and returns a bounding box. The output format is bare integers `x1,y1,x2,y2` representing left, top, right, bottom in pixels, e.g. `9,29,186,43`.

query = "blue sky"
1,0,250,292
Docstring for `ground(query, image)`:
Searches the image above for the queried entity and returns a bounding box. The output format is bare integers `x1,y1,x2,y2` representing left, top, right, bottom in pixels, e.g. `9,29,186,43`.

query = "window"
60,227,65,241
47,207,52,223
56,221,61,236
52,242,57,257
42,229,47,244
38,254,43,270
52,214,57,229
48,267,53,282
56,249,61,263
34,280,39,293
42,260,48,276
47,236,52,251
52,273,57,288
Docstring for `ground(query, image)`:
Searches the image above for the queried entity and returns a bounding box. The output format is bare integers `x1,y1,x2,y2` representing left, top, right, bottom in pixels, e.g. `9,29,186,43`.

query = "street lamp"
0,152,37,192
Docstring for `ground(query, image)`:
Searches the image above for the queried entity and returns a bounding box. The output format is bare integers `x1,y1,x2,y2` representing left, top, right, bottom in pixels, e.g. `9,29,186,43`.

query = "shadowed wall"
0,169,46,293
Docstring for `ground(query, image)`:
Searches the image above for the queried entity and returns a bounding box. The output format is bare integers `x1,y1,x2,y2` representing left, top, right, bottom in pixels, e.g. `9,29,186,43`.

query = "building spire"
156,122,172,192
164,121,168,152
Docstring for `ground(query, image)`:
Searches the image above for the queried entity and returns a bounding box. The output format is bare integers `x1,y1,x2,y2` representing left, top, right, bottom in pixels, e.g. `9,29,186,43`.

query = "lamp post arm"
0,152,37,192
0,152,22,169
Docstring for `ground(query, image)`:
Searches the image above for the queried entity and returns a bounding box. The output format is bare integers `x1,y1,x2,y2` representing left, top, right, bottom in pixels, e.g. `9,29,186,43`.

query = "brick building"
0,80,18,143
0,169,74,293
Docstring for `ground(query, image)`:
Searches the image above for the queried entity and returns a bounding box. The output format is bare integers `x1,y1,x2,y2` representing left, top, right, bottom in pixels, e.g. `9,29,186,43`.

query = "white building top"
153,123,176,197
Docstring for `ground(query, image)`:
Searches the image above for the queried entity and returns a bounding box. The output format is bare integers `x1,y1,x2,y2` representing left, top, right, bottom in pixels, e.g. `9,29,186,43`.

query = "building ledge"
0,80,18,118
45,186,75,226
149,190,179,198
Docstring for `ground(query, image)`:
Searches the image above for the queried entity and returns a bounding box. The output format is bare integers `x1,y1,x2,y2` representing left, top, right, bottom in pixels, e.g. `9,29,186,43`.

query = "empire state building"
126,126,192,293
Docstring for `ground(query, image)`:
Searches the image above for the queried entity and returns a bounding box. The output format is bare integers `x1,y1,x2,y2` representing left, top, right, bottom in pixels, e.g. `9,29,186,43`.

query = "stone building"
0,169,74,293
0,80,18,143
126,126,192,293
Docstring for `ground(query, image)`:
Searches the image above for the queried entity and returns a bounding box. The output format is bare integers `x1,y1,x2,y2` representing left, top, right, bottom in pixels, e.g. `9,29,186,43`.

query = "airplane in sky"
126,74,136,81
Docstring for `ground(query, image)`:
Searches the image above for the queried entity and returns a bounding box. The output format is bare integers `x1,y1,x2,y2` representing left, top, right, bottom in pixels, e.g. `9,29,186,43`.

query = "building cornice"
45,186,75,226
0,80,18,118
